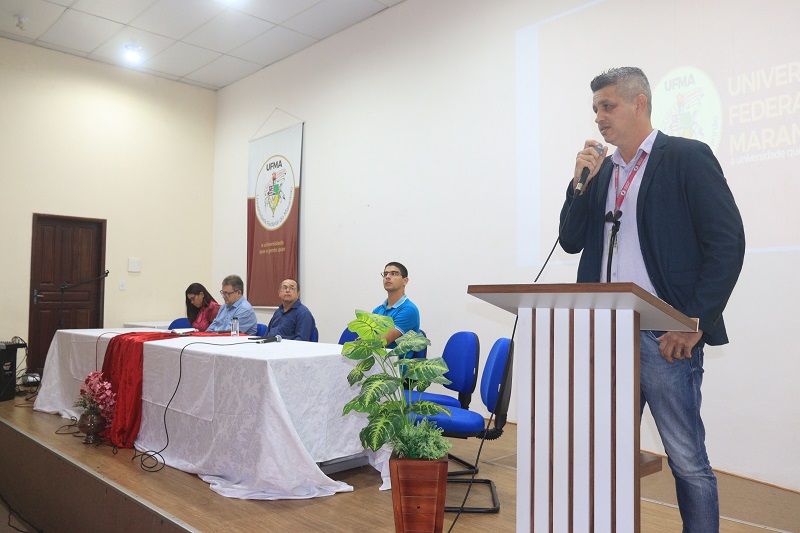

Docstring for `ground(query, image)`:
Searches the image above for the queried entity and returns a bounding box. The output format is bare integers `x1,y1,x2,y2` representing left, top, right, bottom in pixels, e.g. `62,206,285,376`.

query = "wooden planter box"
390,455,448,533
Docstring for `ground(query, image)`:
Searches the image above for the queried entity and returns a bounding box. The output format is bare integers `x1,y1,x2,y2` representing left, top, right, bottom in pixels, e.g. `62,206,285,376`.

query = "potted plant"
74,371,116,444
342,310,452,533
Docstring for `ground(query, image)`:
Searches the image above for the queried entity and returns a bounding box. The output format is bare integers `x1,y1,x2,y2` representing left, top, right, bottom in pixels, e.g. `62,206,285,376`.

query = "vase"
77,412,106,444
389,455,448,533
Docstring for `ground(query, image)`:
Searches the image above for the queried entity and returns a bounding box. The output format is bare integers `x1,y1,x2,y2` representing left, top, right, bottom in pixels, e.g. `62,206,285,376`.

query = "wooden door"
28,214,106,374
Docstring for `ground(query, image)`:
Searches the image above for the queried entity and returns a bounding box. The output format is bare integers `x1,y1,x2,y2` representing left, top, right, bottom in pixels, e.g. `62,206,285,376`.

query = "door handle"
33,288,38,305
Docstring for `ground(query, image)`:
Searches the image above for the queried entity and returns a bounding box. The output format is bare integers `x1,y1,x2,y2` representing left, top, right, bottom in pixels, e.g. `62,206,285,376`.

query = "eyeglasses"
186,294,197,300
381,271,402,278
280,285,298,292
220,289,240,297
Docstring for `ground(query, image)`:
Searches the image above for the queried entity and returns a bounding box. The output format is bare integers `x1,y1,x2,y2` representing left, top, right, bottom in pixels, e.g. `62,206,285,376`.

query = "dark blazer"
559,131,745,345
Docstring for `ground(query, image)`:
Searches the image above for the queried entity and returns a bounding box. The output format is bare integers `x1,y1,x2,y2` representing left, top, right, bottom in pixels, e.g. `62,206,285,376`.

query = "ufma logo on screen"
653,66,722,152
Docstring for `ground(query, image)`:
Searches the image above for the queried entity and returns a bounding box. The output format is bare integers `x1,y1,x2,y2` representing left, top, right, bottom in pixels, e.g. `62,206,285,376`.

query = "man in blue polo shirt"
266,278,316,341
373,261,420,348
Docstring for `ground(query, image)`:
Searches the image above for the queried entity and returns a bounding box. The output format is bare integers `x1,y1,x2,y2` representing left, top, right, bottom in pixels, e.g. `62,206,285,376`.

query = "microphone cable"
534,148,606,283
132,338,262,473
447,411,499,532
533,186,580,283
94,331,119,371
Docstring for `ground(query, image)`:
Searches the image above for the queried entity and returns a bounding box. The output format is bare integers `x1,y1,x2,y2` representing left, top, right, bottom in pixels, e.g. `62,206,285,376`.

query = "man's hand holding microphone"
573,141,608,195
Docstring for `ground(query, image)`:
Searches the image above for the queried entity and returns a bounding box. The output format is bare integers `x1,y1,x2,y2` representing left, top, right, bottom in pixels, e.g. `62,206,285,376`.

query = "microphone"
254,335,281,344
574,143,605,195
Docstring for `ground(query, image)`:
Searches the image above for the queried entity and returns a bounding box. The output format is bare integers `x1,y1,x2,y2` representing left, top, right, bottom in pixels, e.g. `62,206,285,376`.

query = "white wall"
0,39,217,337
213,0,800,491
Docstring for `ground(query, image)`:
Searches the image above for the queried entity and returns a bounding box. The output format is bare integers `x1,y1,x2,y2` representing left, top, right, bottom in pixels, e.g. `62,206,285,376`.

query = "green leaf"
360,411,405,451
346,356,376,386
348,311,394,340
346,366,364,387
358,374,403,407
376,399,409,418
390,330,430,358
342,396,365,415
412,380,431,392
410,400,451,417
402,357,451,386
342,338,385,360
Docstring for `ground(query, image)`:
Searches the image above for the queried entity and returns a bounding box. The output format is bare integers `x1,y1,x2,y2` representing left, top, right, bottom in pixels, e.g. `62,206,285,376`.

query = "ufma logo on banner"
254,154,296,230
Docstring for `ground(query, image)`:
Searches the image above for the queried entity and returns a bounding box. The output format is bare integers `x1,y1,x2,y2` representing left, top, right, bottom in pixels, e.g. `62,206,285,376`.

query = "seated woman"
185,282,220,331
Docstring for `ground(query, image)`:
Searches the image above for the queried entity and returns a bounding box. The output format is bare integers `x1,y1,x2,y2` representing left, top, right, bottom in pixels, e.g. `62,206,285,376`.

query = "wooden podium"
468,283,697,533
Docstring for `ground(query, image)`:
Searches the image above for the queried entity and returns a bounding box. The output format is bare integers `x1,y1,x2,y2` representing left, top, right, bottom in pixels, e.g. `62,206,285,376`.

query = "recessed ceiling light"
124,44,143,63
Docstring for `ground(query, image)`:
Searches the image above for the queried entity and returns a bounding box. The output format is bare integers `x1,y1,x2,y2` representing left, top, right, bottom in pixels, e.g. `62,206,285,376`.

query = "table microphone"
252,335,282,344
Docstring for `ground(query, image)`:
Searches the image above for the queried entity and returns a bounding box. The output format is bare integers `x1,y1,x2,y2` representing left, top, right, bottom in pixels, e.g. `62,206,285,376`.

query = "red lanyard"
613,151,648,212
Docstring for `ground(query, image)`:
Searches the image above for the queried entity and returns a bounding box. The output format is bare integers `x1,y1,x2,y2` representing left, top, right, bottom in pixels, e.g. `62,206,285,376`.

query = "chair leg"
444,478,500,513
447,452,478,477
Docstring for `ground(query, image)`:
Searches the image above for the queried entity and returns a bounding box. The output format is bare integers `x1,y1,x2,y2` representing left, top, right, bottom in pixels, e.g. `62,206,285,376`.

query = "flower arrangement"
74,371,116,422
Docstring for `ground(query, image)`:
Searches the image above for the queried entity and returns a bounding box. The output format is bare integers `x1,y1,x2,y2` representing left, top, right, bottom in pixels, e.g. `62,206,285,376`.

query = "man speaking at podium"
558,67,745,532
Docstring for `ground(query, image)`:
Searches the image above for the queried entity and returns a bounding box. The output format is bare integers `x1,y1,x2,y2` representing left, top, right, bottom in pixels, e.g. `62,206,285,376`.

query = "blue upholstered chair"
168,317,191,330
338,327,358,345
310,326,319,342
420,337,514,513
256,323,267,337
406,331,479,409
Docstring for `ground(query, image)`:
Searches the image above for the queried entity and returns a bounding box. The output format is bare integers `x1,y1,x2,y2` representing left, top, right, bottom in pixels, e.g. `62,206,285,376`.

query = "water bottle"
230,317,239,336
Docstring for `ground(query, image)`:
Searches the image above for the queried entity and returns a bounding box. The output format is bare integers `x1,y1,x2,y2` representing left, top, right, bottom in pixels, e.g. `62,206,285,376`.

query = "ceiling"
0,0,404,90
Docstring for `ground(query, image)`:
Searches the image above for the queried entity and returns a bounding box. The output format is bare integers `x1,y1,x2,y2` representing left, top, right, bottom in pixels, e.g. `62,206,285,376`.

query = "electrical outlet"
119,280,127,291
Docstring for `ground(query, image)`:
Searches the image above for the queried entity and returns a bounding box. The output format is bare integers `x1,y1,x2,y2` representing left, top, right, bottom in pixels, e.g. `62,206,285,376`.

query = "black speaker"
0,342,22,401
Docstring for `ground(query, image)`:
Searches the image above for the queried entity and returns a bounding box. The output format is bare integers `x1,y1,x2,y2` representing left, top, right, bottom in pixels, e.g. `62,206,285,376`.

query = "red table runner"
101,332,178,447
101,331,237,447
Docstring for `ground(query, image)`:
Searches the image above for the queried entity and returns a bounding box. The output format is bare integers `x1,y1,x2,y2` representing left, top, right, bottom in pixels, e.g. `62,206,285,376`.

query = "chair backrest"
310,326,319,342
169,317,191,330
338,327,358,345
256,323,267,337
441,331,480,394
480,337,514,431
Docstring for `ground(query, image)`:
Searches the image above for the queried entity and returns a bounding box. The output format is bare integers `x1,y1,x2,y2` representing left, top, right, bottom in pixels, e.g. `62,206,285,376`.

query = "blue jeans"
640,331,719,533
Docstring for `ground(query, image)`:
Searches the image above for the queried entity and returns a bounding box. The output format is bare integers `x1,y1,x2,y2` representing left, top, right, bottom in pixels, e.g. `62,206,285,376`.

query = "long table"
34,329,389,500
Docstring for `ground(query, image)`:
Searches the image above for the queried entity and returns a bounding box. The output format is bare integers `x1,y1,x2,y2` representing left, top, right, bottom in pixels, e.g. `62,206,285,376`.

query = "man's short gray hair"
590,67,652,115
222,274,244,293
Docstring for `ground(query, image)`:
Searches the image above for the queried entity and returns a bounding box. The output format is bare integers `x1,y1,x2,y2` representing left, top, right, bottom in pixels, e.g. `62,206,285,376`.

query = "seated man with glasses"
373,262,420,348
265,278,316,341
207,274,258,335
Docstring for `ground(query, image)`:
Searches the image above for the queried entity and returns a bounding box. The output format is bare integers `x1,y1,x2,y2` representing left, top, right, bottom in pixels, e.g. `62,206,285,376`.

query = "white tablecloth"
34,329,389,500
